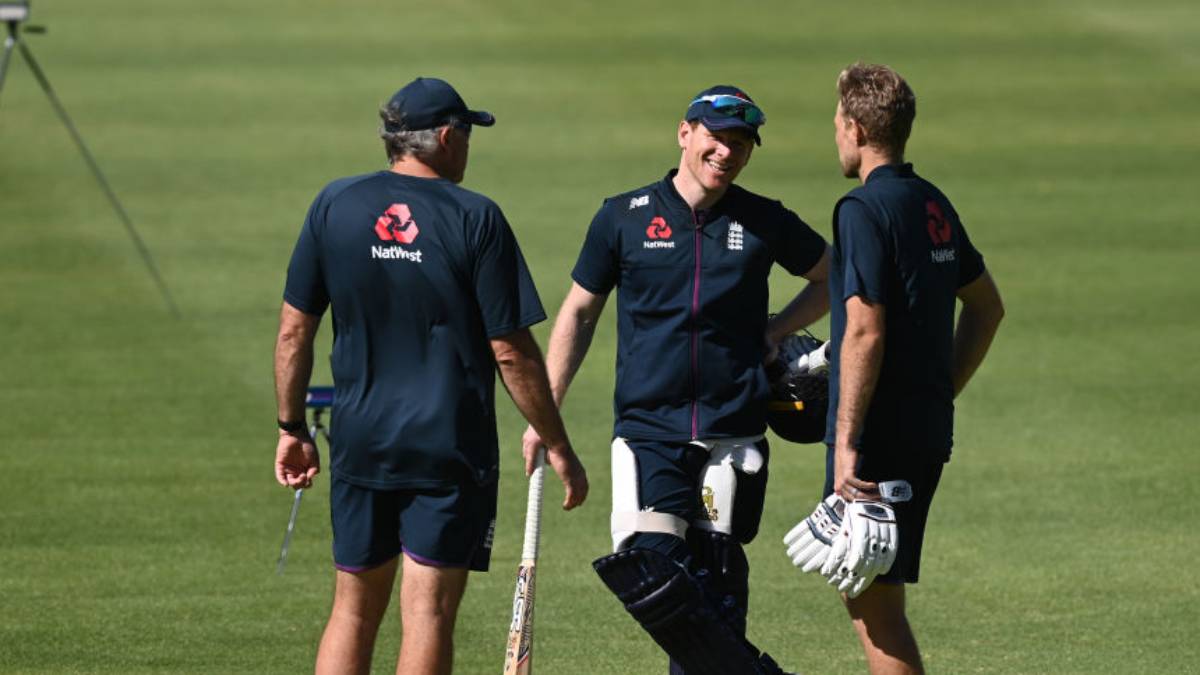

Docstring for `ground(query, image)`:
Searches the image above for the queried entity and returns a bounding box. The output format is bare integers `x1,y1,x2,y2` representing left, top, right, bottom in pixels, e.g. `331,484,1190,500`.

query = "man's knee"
844,580,908,626
330,560,399,624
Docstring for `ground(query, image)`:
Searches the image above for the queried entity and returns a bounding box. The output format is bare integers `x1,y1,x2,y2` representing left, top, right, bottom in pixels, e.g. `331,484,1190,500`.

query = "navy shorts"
329,475,497,573
630,438,770,545
823,446,944,584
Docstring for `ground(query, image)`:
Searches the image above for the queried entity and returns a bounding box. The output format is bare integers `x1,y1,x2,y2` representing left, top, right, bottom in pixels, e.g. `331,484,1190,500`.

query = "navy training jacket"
572,170,827,441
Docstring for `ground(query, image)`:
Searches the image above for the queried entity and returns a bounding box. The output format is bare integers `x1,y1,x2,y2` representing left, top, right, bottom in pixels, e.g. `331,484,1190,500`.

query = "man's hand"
763,331,781,365
522,424,544,475
524,425,588,510
275,430,319,489
832,442,880,502
784,494,845,573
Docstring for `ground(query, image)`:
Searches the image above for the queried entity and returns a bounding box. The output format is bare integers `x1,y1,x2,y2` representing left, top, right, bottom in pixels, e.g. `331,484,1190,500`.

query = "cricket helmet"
766,333,830,444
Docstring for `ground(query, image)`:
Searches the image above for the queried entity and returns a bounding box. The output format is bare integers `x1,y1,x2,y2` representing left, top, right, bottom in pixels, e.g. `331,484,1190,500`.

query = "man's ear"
851,118,869,148
437,125,454,148
677,120,693,149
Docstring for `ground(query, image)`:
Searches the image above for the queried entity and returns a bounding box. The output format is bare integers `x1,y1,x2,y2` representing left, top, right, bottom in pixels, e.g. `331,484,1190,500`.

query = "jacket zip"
690,209,702,440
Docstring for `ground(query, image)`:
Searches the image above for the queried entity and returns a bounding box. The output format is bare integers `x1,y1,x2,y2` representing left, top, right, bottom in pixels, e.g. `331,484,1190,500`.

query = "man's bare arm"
543,282,610,406
767,246,832,346
952,270,1005,397
275,302,321,423
833,295,886,501
492,328,589,510
273,302,321,488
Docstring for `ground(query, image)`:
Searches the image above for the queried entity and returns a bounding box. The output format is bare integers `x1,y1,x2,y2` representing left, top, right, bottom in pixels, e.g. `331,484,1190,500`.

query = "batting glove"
783,494,845,573
826,500,898,598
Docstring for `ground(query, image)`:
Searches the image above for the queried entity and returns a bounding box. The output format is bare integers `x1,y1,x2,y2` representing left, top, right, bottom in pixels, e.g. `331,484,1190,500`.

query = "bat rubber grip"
521,448,546,561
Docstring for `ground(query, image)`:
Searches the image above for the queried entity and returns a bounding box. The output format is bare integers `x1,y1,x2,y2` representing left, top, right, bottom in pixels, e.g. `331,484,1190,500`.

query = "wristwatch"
277,418,307,434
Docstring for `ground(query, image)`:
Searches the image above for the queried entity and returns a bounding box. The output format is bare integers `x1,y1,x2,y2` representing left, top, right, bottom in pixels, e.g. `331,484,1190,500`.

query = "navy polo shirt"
284,171,545,489
572,170,827,441
825,163,985,461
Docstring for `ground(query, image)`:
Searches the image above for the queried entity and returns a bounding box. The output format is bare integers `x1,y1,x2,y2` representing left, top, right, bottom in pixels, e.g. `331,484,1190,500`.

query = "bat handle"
522,448,546,561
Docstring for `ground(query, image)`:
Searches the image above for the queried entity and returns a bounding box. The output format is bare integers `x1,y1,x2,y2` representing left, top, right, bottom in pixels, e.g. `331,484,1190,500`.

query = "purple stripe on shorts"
402,546,468,569
334,554,398,574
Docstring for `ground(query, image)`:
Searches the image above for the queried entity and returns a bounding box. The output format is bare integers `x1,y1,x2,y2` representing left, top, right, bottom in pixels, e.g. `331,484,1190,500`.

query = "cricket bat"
502,448,545,675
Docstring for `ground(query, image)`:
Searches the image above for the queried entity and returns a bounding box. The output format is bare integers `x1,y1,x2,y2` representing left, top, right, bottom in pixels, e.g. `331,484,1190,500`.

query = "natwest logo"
646,216,672,239
643,216,676,249
925,200,951,246
375,203,420,244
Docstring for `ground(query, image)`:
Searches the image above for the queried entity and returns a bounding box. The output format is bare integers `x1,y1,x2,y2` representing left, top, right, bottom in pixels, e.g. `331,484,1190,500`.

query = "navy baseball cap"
685,85,765,146
383,77,496,132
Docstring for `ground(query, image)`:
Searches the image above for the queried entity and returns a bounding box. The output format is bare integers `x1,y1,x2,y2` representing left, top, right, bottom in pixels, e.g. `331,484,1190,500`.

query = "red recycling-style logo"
925,200,951,245
375,203,420,244
646,216,672,240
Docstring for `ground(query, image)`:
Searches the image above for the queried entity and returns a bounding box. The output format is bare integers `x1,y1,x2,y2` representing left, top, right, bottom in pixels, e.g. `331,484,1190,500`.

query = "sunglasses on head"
691,94,766,126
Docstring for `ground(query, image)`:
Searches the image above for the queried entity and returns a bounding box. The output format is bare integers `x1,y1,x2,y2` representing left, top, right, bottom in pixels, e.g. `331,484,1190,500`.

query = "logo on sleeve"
643,216,676,249
372,203,423,262
629,194,650,210
925,200,955,263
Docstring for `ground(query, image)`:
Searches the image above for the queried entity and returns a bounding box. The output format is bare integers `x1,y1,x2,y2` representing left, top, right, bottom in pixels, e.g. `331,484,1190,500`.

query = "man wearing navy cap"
523,85,830,673
810,63,1004,674
273,77,589,675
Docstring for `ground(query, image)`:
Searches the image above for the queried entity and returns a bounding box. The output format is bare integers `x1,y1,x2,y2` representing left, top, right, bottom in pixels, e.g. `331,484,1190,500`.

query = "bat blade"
502,559,537,675
502,449,545,675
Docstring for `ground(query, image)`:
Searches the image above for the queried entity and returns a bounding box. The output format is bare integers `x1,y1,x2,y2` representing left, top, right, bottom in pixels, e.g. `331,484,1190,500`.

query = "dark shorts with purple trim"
330,475,497,573
823,446,945,584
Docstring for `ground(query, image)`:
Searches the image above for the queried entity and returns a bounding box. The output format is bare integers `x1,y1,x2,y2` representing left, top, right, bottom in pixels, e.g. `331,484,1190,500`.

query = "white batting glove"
819,504,853,582
783,494,845,573
827,500,898,598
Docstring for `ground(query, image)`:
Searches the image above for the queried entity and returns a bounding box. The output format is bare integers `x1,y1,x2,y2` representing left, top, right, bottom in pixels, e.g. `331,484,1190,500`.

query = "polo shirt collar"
865,163,915,183
659,169,733,225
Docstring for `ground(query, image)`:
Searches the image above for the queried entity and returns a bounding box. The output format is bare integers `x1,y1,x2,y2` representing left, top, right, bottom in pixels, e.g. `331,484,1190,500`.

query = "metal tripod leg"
0,23,17,98
1,25,180,317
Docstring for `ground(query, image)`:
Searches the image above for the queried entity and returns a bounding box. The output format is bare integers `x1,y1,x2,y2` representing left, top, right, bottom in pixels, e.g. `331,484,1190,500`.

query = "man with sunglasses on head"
274,77,588,675
523,86,830,674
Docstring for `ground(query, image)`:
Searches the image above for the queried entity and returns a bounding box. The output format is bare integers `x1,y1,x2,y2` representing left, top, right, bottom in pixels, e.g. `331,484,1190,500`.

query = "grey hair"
378,103,460,163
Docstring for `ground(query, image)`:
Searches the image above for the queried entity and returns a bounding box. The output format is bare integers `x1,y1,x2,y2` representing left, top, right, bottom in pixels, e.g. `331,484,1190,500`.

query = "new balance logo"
483,518,495,550
727,221,744,251
629,195,649,209
879,480,913,503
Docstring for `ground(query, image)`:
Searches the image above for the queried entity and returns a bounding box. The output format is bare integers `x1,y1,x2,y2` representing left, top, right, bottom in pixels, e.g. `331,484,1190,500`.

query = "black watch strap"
278,418,307,433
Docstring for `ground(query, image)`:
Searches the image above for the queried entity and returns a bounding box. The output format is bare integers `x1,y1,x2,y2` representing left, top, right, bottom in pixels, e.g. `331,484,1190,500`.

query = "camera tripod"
1,13,179,316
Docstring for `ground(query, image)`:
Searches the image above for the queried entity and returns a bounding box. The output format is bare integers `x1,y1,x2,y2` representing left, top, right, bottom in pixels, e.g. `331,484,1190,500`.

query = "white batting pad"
691,436,764,534
609,437,690,551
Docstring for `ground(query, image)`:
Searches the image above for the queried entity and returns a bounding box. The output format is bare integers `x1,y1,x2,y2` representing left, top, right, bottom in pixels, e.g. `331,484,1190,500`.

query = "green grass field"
2,1,1198,673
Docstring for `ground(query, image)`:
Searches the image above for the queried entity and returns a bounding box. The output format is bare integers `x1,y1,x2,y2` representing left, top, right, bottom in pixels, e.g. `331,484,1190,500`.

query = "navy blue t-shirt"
825,163,985,461
572,170,827,441
284,171,545,488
